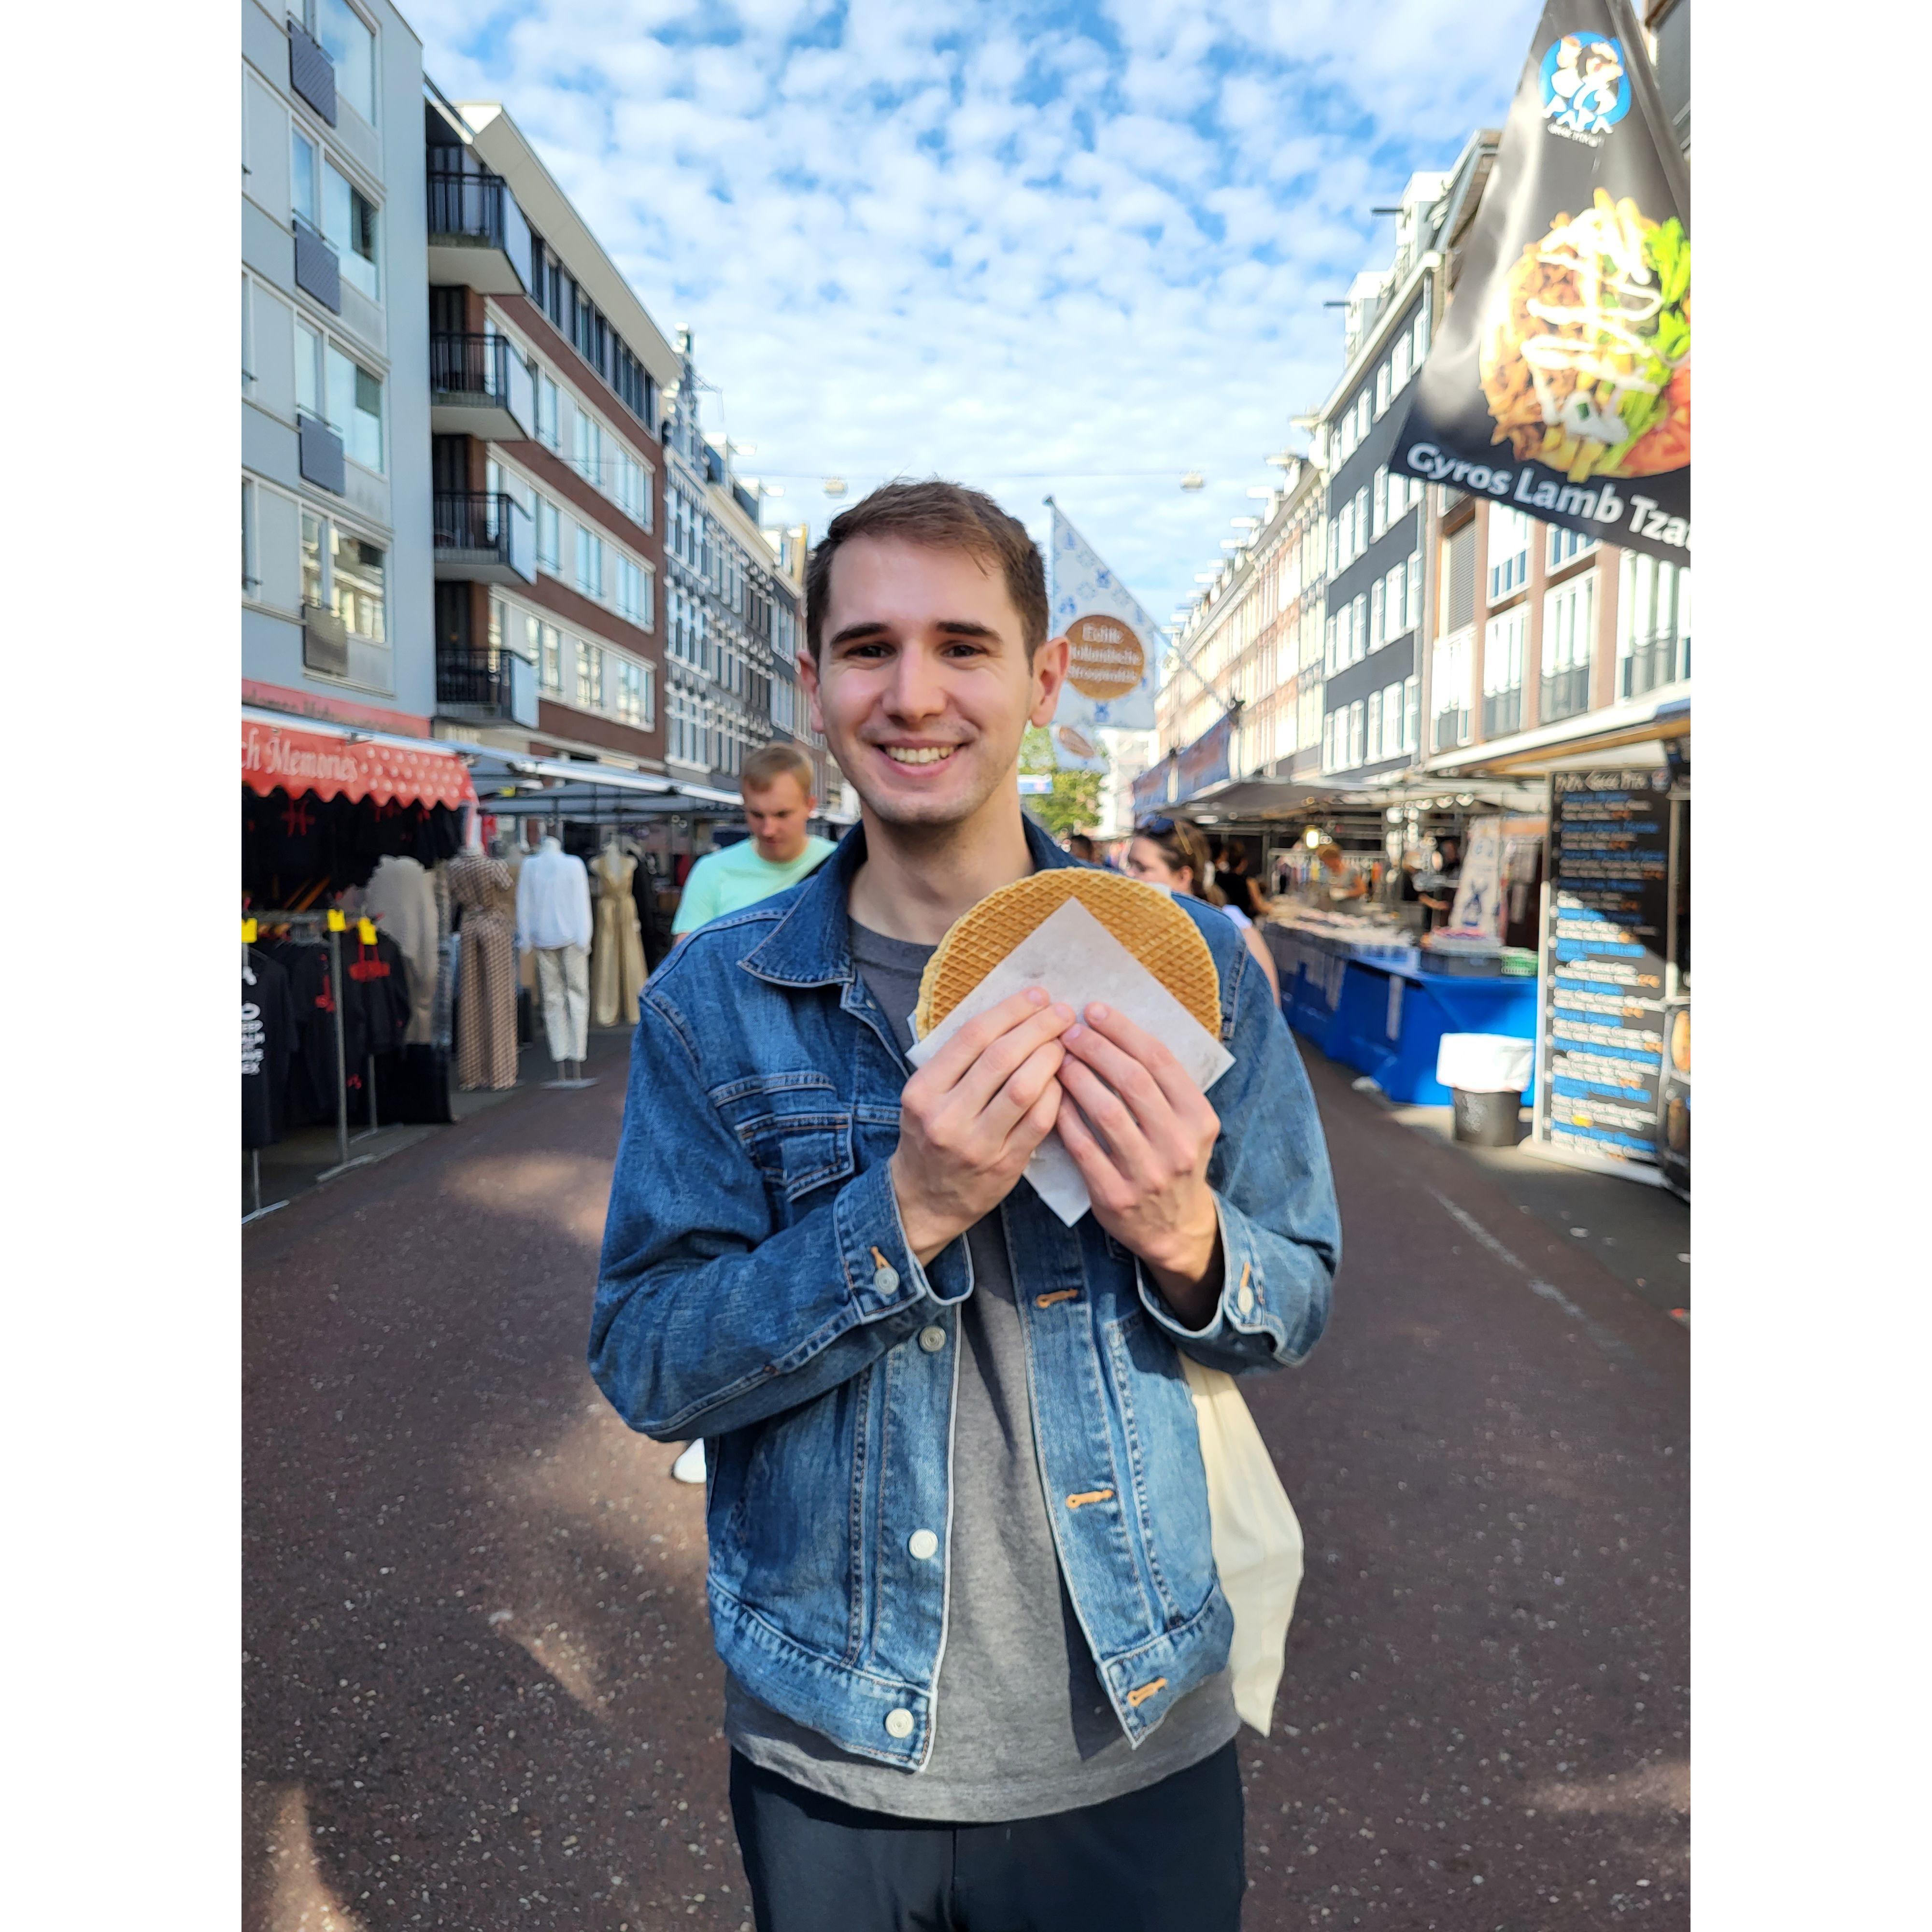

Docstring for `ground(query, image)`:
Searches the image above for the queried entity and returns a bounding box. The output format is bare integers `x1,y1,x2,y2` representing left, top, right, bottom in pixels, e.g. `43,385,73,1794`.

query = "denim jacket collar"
741,810,1079,992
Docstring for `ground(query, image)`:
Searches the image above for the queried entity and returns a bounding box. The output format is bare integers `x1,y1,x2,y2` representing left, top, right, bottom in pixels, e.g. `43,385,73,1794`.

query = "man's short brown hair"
805,480,1049,660
740,741,816,796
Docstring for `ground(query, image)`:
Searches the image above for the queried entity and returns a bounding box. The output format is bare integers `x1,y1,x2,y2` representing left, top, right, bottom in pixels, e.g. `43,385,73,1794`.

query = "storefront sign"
1132,756,1177,819
1173,713,1236,804
1391,0,1690,565
241,718,476,810
1534,766,1671,1169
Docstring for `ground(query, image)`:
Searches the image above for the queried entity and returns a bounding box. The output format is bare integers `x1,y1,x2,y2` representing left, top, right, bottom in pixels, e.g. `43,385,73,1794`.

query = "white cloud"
410,0,1540,637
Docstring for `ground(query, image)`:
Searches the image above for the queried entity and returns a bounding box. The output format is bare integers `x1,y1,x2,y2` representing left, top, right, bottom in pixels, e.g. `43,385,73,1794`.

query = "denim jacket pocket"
741,1111,856,1208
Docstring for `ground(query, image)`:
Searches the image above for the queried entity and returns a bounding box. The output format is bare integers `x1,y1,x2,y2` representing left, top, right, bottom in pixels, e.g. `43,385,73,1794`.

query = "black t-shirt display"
242,949,298,1150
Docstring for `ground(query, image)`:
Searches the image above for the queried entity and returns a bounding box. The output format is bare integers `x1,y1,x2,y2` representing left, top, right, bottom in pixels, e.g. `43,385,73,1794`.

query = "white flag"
1047,504,1164,736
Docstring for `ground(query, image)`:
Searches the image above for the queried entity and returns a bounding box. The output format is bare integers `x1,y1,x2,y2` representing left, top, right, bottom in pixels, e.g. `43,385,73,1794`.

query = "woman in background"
1126,815,1281,1006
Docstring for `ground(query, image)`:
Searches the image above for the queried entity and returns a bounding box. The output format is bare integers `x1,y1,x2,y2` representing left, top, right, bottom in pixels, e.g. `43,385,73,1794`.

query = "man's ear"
1029,634,1072,727
798,648,825,737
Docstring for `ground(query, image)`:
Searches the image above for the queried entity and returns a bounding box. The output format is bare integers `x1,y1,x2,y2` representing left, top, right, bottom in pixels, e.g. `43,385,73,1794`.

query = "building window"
576,526,605,600
1483,606,1526,737
307,0,377,125
614,449,650,528
1408,548,1423,628
242,480,259,593
1366,689,1383,762
1433,626,1473,750
1347,699,1364,767
1392,332,1412,390
537,622,562,693
1543,569,1597,721
536,374,559,450
575,639,603,710
1548,523,1595,568
1413,305,1430,365
613,656,646,725
1324,613,1337,675
1375,361,1391,417
1404,675,1420,752
535,497,559,571
1351,593,1367,664
1353,486,1369,560
301,510,325,610
1372,466,1388,541
1487,505,1531,602
323,159,379,299
615,554,643,626
331,527,385,640
573,409,603,488
1619,553,1691,697
1356,392,1371,441
1370,577,1386,649
291,129,319,229
1321,710,1335,772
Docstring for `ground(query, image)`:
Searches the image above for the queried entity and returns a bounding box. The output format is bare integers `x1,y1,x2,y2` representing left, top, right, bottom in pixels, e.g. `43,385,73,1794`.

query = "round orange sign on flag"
1065,614,1146,702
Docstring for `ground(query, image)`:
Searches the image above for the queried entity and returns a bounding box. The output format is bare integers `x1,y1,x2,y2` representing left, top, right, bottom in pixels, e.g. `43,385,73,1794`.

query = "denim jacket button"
917,1325,947,1353
908,1528,938,1560
873,1264,900,1294
884,1707,915,1739
1236,1284,1255,1315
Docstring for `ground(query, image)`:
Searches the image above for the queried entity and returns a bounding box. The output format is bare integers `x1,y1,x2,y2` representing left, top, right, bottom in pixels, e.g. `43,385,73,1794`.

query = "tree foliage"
1018,727,1107,838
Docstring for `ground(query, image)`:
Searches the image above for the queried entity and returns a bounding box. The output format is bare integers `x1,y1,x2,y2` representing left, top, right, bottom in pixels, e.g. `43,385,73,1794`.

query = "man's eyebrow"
824,618,1004,647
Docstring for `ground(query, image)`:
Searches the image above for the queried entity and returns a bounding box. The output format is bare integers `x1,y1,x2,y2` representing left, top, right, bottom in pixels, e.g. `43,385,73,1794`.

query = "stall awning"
242,711,477,809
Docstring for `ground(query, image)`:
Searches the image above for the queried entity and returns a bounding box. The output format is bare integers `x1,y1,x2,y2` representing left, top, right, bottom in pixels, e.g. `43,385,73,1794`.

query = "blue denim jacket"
591,818,1340,1770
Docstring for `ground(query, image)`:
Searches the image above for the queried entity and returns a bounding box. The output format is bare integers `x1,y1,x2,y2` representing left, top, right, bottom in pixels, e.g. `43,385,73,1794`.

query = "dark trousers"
729,1741,1245,1932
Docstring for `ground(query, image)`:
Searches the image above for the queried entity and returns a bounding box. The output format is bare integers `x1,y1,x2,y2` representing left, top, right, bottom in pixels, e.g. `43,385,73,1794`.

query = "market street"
242,1031,1688,1932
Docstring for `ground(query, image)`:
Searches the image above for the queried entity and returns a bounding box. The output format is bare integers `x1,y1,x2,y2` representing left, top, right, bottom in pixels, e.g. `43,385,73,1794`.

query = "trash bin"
1435,1033,1534,1147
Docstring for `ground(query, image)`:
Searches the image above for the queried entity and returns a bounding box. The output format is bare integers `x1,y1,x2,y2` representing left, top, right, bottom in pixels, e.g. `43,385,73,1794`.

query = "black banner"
1536,767,1671,1168
1392,0,1690,564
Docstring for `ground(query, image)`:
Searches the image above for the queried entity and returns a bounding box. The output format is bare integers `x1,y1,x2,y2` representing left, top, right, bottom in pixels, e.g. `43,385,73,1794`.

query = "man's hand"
1055,1003,1224,1327
891,988,1075,1265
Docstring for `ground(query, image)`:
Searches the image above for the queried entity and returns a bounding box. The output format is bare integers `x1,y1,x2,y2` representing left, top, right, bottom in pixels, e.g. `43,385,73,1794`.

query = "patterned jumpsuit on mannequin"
447,851,518,1090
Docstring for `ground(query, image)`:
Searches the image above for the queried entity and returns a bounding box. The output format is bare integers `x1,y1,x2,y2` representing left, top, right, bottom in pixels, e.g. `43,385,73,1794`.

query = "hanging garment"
242,948,298,1151
364,855,439,1044
447,851,519,1091
265,935,369,1128
516,837,593,952
347,933,412,1056
591,845,650,1027
535,944,590,1063
504,845,540,998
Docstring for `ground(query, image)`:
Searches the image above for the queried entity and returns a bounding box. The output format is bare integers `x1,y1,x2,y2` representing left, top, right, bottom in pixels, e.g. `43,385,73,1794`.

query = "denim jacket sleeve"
1136,935,1341,1375
589,985,975,1442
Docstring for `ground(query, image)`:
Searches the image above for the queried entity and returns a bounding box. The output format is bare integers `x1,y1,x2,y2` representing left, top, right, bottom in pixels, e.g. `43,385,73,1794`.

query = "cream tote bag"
1180,1354,1305,1735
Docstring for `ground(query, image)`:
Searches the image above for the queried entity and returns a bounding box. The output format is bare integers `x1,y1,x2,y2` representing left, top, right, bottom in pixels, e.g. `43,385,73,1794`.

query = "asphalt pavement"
242,1025,1688,1932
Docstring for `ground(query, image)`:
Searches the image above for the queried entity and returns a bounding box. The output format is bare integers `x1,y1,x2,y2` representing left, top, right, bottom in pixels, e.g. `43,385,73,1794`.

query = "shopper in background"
1312,842,1367,906
665,741,837,1487
1065,832,1097,863
1418,834,1461,930
1215,843,1265,923
672,743,837,942
1127,815,1281,1006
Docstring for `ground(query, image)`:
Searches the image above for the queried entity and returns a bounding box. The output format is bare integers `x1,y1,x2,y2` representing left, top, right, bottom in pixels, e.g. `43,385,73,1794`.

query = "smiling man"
591,481,1340,1931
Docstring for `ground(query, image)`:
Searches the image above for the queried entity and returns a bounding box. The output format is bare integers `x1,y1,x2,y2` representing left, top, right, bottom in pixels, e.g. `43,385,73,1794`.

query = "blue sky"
409,0,1543,631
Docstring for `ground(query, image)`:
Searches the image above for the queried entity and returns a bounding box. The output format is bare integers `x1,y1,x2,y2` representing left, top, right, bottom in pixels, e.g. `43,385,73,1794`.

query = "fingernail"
1026,987,1049,1006
1087,1002,1110,1022
1051,1002,1075,1023
1063,1023,1084,1043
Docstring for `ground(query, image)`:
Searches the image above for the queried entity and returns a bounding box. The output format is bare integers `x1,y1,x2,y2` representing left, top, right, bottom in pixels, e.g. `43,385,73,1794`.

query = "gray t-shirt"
723,918,1237,1821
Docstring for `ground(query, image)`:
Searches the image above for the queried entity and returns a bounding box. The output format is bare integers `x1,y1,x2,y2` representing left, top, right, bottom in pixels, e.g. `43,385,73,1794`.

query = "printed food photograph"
1479,186,1690,484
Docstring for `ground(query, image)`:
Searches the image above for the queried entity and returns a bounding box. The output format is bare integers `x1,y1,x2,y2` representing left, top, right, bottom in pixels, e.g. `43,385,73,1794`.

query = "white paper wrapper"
907,896,1234,1225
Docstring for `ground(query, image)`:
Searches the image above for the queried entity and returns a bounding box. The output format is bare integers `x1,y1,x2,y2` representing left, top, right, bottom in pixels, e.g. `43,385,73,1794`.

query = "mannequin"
364,854,439,1045
445,846,518,1089
516,832,594,1081
591,835,650,1027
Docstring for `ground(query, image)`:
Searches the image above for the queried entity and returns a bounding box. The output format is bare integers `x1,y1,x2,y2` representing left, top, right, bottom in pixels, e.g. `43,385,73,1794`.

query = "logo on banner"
1065,615,1146,702
1539,31,1629,143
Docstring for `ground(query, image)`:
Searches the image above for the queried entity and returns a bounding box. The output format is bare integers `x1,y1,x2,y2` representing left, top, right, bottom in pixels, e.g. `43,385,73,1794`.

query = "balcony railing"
287,18,337,125
1481,687,1522,739
1621,632,1687,701
426,156,533,287
292,214,341,313
1542,663,1593,724
437,643,534,720
429,332,535,436
297,412,345,494
433,491,536,582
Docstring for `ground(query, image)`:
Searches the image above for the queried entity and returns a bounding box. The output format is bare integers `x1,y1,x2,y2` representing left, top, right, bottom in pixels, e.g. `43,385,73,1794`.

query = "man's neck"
846,788,1035,945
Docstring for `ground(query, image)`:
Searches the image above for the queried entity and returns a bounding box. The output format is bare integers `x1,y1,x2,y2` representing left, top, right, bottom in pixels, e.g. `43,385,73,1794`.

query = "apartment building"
242,0,434,733
422,95,678,770
765,522,841,808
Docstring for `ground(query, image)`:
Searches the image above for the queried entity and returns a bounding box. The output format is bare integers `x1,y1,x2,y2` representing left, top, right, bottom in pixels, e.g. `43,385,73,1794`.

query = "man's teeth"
882,746,956,766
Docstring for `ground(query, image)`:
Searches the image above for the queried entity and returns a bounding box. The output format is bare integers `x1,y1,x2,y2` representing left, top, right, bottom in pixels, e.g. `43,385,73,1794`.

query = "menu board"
1535,767,1670,1169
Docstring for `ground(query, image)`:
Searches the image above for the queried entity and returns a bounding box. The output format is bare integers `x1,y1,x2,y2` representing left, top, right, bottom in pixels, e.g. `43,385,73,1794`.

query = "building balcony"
1541,663,1593,724
302,601,348,678
429,332,534,440
287,18,337,125
426,154,532,296
1482,688,1522,739
437,642,539,728
433,491,536,585
1620,632,1688,702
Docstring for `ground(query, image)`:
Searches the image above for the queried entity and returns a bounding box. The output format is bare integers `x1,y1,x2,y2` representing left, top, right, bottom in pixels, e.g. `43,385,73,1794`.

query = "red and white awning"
241,714,476,810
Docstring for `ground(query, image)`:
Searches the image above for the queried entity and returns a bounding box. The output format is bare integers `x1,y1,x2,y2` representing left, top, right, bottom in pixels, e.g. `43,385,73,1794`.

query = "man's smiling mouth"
879,745,958,767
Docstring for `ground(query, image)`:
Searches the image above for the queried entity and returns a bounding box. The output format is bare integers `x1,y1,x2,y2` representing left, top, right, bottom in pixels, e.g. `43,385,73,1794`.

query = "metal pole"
368,1054,380,1132
330,924,349,1171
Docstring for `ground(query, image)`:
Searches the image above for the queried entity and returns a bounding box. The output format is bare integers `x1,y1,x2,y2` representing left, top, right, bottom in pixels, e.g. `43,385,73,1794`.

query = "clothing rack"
247,908,384,1199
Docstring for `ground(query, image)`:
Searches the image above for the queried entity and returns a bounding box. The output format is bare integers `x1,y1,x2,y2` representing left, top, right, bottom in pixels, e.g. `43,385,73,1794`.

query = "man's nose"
882,648,947,723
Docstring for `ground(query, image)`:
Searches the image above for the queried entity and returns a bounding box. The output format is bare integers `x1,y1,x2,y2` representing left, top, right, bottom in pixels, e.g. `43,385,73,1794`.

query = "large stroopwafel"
913,870,1221,1042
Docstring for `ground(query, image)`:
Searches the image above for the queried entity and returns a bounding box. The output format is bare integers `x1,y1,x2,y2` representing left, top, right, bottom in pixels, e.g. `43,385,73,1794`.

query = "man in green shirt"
667,740,837,1486
672,742,837,940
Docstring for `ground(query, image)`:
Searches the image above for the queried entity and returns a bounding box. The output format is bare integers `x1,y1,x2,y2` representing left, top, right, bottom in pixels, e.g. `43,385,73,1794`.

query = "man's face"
742,773,813,865
800,535,1068,833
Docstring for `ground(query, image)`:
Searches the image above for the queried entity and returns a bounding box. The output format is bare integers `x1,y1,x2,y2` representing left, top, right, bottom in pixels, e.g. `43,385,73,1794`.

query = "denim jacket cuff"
836,1160,975,1319
1135,1192,1286,1353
